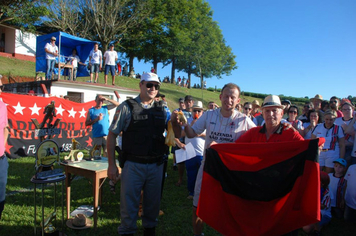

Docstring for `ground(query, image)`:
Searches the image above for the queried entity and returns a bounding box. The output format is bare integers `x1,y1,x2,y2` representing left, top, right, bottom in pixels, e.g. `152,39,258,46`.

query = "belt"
321,149,334,152
126,154,163,164
0,154,6,159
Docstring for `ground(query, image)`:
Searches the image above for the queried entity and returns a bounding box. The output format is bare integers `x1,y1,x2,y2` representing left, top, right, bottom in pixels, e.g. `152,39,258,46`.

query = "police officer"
107,73,168,236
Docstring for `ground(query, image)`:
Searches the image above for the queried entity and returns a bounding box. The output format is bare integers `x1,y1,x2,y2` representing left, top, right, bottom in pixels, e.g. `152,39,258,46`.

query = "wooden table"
56,62,73,80
61,158,119,229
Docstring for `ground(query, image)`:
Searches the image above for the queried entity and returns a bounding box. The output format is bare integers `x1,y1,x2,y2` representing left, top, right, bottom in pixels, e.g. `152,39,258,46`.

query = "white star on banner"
68,107,77,118
29,103,41,115
56,104,65,116
13,102,26,115
79,108,87,118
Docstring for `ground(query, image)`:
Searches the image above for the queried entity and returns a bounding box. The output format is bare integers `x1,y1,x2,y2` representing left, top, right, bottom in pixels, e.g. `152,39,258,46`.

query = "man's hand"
107,164,120,181
98,113,103,121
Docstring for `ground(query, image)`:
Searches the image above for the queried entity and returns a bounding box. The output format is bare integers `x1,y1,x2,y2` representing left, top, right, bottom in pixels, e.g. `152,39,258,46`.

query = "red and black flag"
197,139,322,236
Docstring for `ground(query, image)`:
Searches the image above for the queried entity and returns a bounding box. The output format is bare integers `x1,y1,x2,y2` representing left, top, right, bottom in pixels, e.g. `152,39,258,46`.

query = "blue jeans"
0,155,8,202
185,155,203,196
46,59,56,80
118,161,163,235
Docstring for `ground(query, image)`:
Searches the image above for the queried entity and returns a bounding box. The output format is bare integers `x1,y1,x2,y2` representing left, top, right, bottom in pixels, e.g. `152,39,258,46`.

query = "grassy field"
1,56,356,235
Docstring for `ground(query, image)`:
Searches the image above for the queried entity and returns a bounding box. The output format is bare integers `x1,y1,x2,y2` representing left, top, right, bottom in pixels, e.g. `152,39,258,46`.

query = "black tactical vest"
122,99,166,157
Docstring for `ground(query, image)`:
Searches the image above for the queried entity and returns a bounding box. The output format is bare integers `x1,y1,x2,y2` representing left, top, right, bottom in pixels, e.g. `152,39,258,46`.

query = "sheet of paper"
175,142,196,163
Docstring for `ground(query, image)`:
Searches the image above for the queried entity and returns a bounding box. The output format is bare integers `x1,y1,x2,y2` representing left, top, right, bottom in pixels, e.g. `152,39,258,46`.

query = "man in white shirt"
89,43,102,83
104,44,118,85
44,36,58,80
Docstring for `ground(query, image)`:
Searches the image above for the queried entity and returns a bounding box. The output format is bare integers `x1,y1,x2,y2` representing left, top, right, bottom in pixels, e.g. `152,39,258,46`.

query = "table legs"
65,172,72,220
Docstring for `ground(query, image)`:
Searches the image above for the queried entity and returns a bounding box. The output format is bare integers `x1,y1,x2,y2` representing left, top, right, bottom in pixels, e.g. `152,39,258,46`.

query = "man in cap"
281,100,291,119
89,42,103,83
171,83,255,236
310,94,323,111
107,73,168,236
44,36,58,80
104,44,118,85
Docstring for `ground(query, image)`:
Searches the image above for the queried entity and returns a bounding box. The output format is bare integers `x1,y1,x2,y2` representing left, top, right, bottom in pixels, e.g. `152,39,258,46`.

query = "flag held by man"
197,139,321,236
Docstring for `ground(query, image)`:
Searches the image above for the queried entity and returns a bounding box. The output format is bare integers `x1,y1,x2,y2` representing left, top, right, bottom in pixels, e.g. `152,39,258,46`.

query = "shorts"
319,149,338,168
90,63,100,73
105,65,115,75
93,136,107,152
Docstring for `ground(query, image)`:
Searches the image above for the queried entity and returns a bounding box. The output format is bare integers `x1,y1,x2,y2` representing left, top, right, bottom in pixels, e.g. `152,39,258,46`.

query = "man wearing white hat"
310,94,323,111
107,73,168,236
44,36,58,80
236,95,304,142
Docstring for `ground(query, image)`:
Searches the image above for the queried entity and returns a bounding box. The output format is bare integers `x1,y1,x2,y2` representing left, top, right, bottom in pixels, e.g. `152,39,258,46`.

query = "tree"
0,0,51,31
44,0,149,51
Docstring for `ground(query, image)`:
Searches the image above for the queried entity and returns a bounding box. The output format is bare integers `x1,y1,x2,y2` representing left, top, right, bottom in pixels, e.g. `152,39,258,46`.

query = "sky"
128,0,356,101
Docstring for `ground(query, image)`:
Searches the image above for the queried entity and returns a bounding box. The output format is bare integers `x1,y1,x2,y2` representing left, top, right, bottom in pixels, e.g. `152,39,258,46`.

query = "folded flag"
197,139,321,236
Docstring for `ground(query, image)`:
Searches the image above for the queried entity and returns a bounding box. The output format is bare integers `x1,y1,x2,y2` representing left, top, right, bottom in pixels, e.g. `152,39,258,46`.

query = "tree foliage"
0,0,51,31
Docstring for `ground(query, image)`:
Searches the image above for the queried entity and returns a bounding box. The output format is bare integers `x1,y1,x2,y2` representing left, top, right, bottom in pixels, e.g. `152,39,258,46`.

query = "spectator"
311,110,345,173
344,163,356,223
328,158,347,219
300,109,322,139
104,44,118,85
207,101,219,110
67,48,85,81
281,100,291,119
85,95,119,158
243,102,257,123
330,96,343,118
252,100,261,117
44,36,58,80
0,79,9,219
298,102,314,123
285,105,304,131
184,101,205,200
311,94,323,111
89,43,102,83
335,102,355,165
171,83,255,236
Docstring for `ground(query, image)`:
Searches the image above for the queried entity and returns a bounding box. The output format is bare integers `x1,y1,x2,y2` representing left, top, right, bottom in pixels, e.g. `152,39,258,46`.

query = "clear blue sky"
129,0,356,101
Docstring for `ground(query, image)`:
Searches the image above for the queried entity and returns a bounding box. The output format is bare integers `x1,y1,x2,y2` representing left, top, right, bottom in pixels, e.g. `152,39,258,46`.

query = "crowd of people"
4,58,356,235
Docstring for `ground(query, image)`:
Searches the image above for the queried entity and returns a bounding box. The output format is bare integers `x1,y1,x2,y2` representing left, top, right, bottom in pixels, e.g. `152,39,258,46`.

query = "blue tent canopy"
36,32,96,77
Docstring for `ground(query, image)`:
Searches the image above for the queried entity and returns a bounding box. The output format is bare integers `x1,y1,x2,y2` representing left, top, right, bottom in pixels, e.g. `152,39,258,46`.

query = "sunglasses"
145,83,160,90
244,107,252,110
289,111,297,114
330,100,337,103
193,110,202,113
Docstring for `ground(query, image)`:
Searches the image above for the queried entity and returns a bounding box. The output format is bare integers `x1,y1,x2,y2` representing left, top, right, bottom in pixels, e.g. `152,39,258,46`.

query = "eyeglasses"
330,100,337,103
145,83,160,90
244,107,252,110
342,108,352,111
193,110,202,113
289,111,297,114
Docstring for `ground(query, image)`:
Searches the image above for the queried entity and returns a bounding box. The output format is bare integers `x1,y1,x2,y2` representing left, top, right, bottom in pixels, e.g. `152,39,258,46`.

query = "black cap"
281,100,291,105
185,95,193,101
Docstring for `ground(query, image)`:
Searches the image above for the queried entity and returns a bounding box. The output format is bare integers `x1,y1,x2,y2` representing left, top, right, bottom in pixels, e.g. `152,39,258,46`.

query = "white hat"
66,213,92,229
261,95,285,109
192,101,204,110
310,94,323,102
252,100,260,107
140,73,160,84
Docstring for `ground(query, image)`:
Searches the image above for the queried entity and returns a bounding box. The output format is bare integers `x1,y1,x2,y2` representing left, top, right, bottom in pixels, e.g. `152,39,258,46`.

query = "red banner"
0,93,96,158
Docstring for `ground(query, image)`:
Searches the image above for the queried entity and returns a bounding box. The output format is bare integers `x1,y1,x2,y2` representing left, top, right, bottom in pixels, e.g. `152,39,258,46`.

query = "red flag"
0,93,95,158
197,139,321,236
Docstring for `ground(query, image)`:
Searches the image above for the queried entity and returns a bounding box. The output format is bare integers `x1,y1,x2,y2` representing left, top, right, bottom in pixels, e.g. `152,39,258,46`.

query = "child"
303,171,333,235
344,164,356,222
328,158,347,218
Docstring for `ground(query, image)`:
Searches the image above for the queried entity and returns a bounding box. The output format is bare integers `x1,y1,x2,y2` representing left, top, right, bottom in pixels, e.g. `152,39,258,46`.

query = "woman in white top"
300,109,322,139
285,105,304,132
